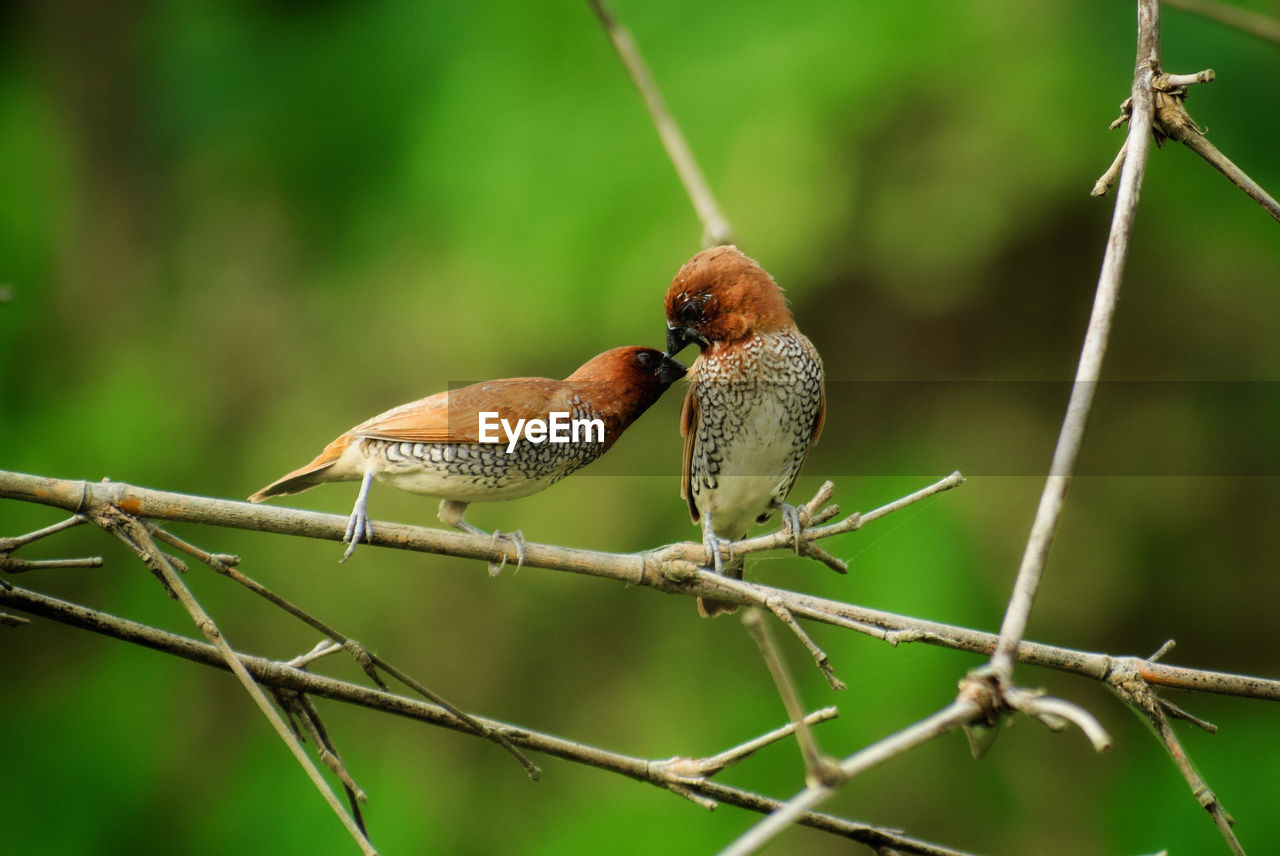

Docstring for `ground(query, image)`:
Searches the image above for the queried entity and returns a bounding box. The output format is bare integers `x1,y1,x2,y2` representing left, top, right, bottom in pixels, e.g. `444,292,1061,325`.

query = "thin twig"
587,0,734,247
710,471,964,564
986,0,1160,681
0,555,104,572
1107,657,1246,855
719,701,980,856
0,514,88,552
660,707,840,778
1095,43,1280,220
274,687,369,835
1092,136,1129,196
1167,116,1280,223
1146,66,1280,222
741,609,844,787
148,523,542,780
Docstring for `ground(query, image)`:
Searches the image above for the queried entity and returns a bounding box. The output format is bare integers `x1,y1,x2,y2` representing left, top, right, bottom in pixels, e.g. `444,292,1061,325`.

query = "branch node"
958,666,1111,756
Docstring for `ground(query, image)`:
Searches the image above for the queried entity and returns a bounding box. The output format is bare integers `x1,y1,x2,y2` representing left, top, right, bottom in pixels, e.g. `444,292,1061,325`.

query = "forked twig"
89,505,377,856
741,609,844,786
0,578,968,855
1107,644,1245,856
148,524,542,780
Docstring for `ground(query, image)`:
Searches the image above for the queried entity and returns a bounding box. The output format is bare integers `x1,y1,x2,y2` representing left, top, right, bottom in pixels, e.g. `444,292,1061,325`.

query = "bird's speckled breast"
688,329,824,537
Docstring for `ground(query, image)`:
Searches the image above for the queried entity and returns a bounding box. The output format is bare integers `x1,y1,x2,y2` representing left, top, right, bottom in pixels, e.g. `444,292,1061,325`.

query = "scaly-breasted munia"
250,346,685,562
664,245,825,617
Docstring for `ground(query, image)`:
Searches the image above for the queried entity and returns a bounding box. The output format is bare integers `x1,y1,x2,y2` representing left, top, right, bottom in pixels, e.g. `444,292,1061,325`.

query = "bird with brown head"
665,245,826,616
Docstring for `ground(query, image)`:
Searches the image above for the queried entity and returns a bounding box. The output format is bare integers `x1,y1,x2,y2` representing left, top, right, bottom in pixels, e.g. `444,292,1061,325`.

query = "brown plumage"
665,245,825,616
250,346,685,561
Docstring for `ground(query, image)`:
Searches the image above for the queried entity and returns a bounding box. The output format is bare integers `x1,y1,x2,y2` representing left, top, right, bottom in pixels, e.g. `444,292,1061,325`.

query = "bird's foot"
488,529,526,577
454,518,525,576
702,528,734,574
340,472,376,563
780,502,808,555
341,511,373,563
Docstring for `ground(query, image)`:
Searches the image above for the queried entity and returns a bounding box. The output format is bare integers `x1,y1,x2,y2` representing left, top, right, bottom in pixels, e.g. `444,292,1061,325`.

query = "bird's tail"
248,436,353,502
697,554,745,618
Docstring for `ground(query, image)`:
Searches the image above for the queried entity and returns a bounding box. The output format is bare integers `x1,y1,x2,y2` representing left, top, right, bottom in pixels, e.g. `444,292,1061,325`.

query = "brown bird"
250,346,685,563
664,245,825,616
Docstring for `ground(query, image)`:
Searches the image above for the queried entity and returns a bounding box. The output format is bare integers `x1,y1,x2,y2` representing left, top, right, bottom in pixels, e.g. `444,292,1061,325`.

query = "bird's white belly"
696,395,799,536
374,468,557,503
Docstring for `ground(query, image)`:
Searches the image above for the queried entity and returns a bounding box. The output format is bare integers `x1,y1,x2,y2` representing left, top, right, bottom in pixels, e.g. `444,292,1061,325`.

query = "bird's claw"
341,510,373,563
702,530,733,574
780,502,806,555
488,529,526,577
340,471,376,563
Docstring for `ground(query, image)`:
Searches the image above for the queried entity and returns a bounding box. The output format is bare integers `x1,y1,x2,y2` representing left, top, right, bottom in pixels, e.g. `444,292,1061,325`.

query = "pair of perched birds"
250,245,825,617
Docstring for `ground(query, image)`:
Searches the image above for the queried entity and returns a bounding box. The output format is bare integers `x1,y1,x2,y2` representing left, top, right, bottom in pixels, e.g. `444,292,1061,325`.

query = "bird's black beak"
666,324,702,358
657,353,686,386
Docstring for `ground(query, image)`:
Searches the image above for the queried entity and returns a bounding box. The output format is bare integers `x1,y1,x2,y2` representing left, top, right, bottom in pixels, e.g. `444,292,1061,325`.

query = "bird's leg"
700,511,733,574
436,499,472,531
438,500,526,576
341,471,376,563
780,502,807,556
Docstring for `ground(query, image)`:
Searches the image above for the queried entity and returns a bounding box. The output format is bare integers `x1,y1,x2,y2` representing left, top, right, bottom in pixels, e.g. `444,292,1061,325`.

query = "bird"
664,245,825,617
249,346,686,564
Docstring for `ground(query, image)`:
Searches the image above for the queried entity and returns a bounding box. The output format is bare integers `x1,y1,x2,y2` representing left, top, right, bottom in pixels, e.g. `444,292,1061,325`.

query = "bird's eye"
635,350,657,368
679,298,703,324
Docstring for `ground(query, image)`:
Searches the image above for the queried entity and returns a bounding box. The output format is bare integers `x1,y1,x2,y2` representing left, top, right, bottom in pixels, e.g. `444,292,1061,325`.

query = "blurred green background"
3,0,1279,853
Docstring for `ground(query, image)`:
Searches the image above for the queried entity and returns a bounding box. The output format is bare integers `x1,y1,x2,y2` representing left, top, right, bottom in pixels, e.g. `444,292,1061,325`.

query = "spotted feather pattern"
683,328,825,539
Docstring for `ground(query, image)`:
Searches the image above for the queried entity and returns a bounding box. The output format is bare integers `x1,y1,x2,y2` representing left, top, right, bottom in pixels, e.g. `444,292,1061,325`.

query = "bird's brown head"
664,245,794,357
566,346,686,449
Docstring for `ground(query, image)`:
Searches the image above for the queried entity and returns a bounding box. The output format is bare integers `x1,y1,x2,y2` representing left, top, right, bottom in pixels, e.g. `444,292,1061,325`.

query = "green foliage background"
3,1,1278,853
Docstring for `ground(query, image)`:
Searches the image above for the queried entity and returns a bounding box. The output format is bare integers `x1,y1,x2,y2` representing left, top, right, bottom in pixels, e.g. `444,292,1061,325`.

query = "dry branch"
588,0,734,247
3,469,1276,703
0,582,973,856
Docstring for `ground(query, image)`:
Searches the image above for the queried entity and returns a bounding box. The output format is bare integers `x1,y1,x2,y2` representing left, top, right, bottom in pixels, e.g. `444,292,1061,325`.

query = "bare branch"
0,581,971,856
587,0,734,247
1094,40,1280,221
741,609,844,786
663,706,840,778
1107,657,1246,855
3,470,1277,705
88,505,379,856
0,514,88,551
986,0,1160,681
1160,103,1280,223
0,554,104,572
148,522,542,779
719,701,980,856
1092,136,1128,196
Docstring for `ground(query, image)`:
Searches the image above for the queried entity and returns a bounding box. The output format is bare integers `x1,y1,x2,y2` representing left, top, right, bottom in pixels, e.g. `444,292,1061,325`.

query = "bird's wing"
248,378,571,502
811,379,826,444
351,378,569,444
679,381,700,523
